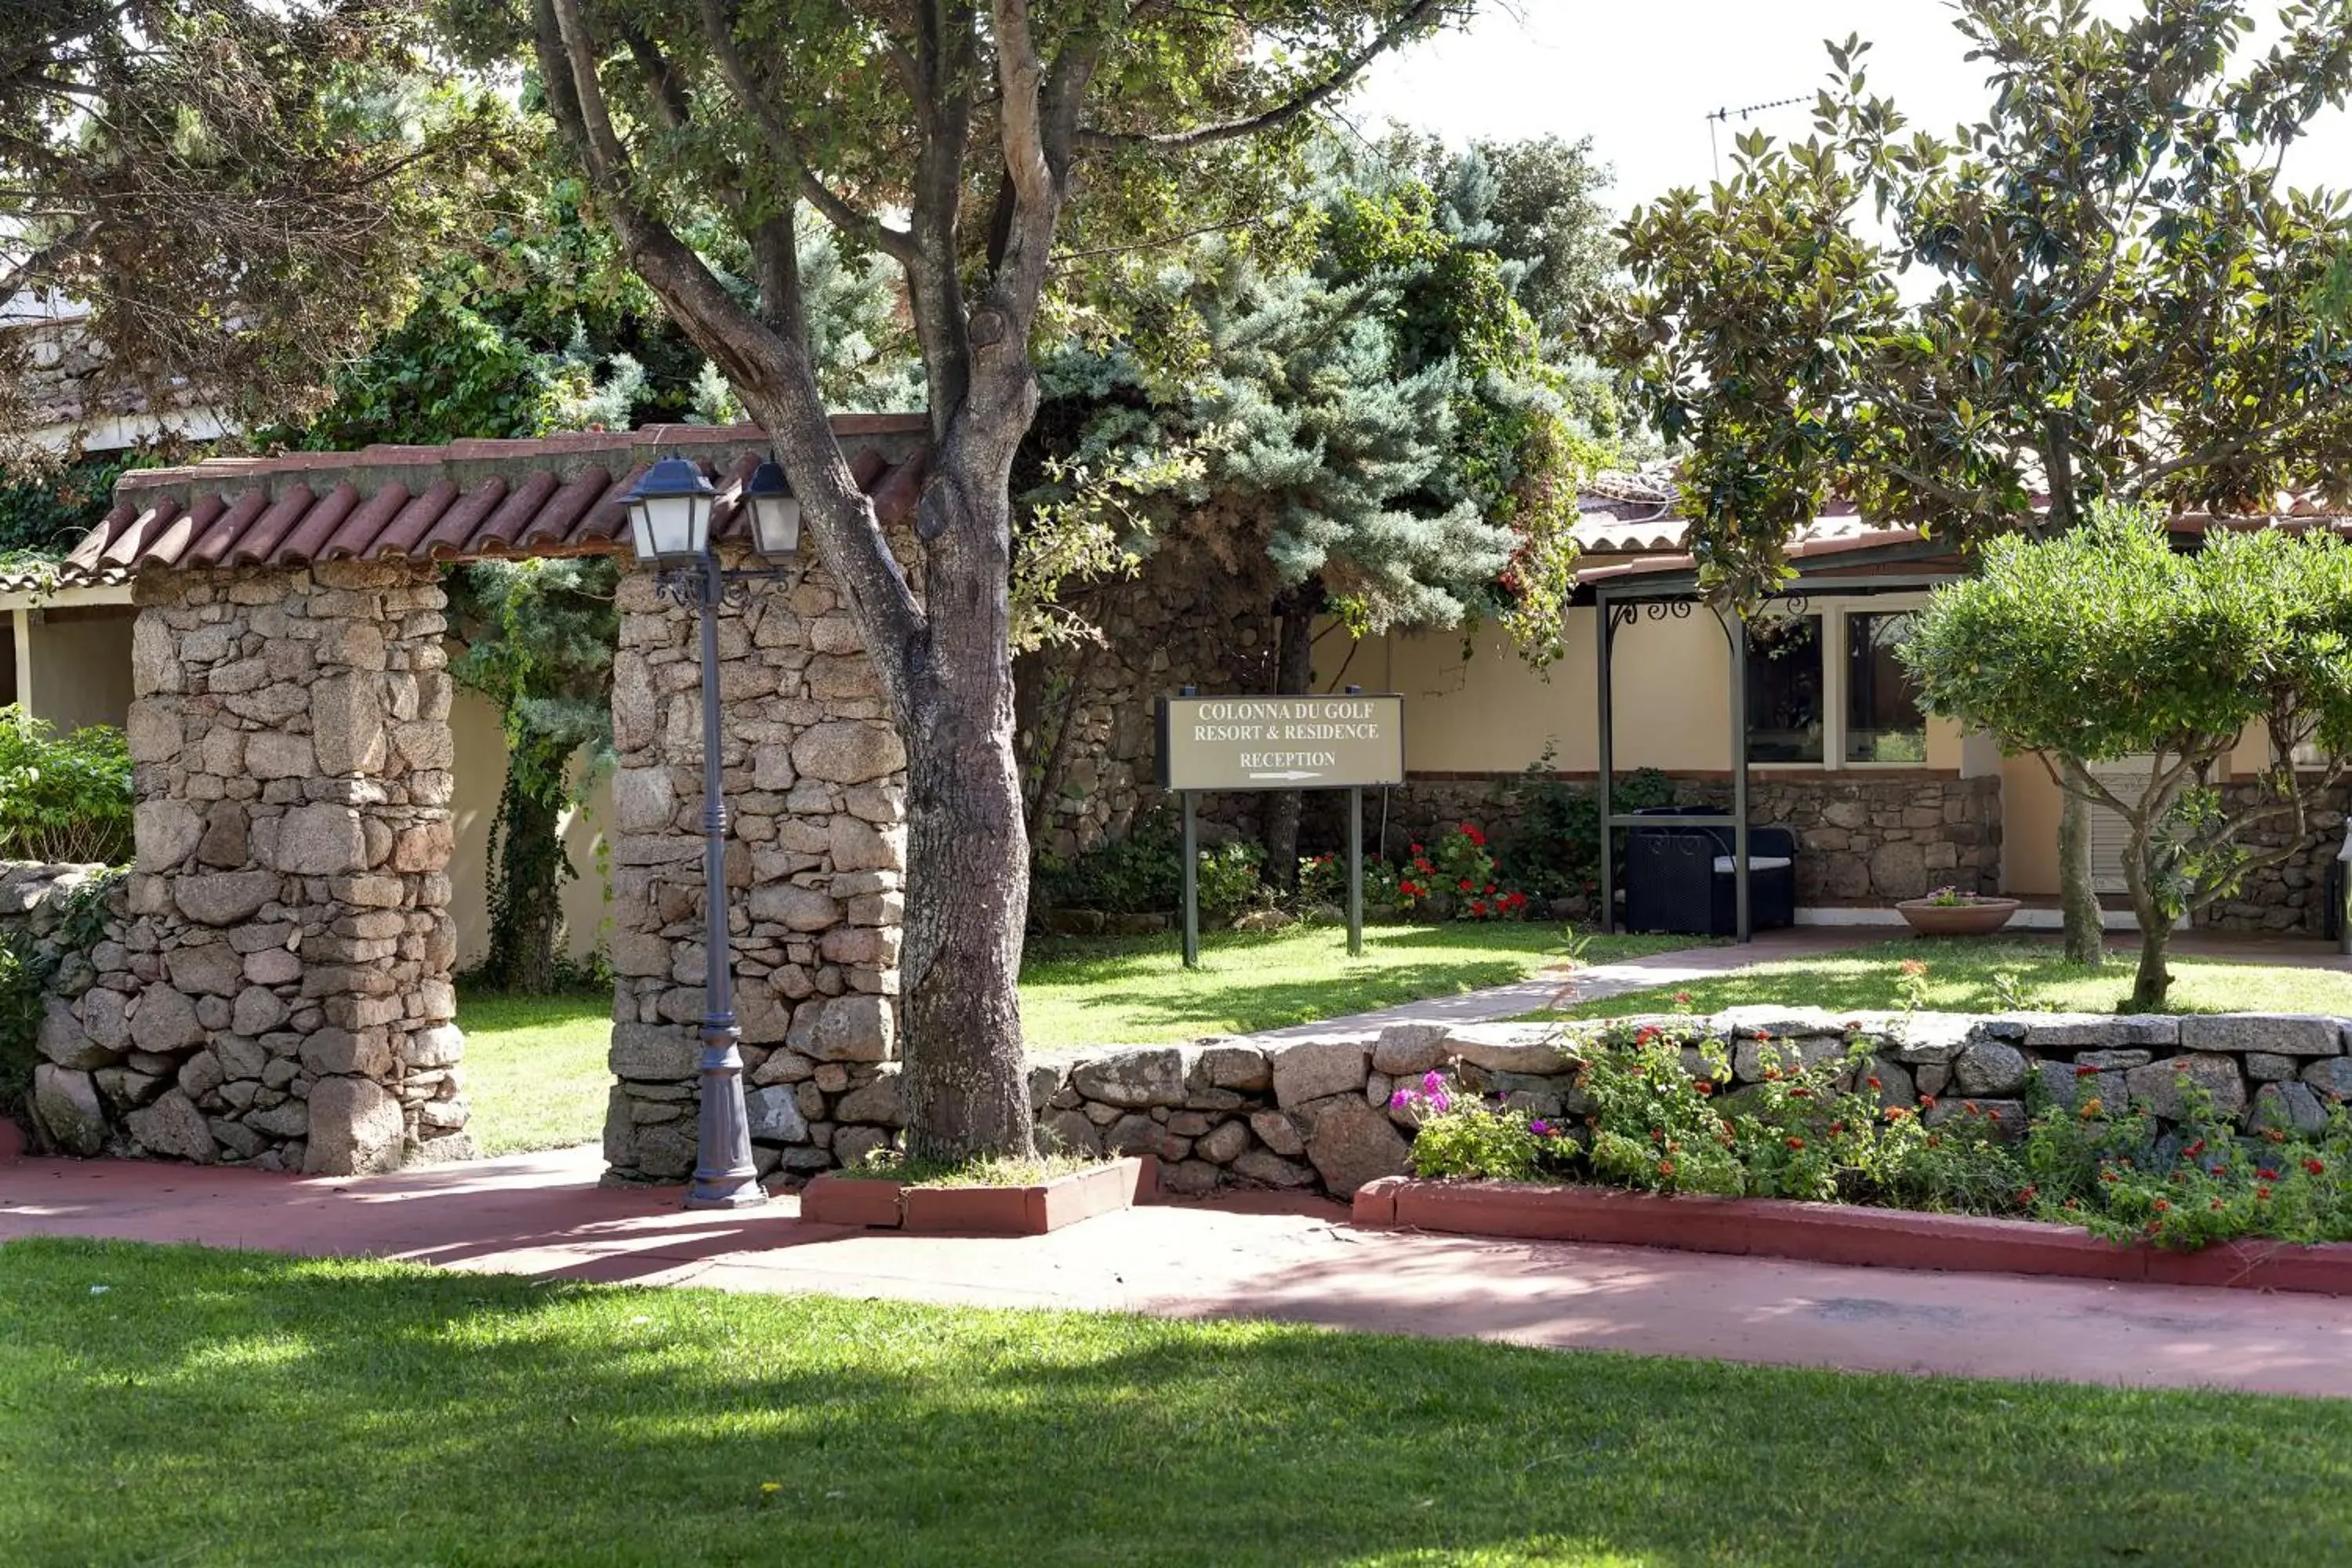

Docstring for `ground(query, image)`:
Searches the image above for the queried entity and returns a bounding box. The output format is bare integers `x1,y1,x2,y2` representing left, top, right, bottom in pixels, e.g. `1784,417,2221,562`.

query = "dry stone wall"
27,561,466,1174
601,552,909,1183
1029,1006,2352,1199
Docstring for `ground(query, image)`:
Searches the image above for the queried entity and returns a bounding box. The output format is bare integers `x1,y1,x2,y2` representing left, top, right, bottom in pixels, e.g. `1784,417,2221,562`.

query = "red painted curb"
799,1172,906,1229
804,1158,1149,1236
1363,1179,2352,1297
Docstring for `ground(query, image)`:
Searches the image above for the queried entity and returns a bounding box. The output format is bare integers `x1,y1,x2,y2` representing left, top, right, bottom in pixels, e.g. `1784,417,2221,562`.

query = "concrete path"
1252,925,1886,1038
7,1145,2348,1399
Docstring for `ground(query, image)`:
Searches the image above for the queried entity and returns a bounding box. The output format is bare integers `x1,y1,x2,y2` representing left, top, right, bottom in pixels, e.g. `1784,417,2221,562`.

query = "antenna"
1705,93,1809,181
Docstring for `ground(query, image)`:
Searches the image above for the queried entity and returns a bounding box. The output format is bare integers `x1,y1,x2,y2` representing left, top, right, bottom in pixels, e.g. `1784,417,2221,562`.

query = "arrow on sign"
1247,770,1324,782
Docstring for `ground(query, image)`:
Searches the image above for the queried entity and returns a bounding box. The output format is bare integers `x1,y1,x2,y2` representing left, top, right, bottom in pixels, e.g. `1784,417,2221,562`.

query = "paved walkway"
7,1145,2348,1399
1254,925,1885,1038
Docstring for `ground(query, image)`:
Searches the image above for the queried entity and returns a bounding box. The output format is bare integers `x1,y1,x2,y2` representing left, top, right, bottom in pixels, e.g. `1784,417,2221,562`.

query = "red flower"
1410,844,1424,855
1459,822,1486,846
1468,900,1489,916
1919,1094,1938,1109
1458,878,1474,892
1828,1121,1846,1135
1865,1076,1882,1091
1788,1087,1811,1099
2074,1064,2101,1078
1414,858,1435,873
1657,1160,1676,1177
1483,883,1497,895
1695,1081,1713,1096
2307,1158,2328,1177
2017,1184,2037,1203
1883,1106,1911,1121
2258,1185,2274,1200
2151,1199,2171,1213
1635,1025,1661,1044
1785,1137,1806,1151
2183,1139,2206,1159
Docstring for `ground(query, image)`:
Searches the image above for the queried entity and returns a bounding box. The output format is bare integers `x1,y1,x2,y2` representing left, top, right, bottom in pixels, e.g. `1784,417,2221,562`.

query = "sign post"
1181,789,1200,968
1156,692,1404,968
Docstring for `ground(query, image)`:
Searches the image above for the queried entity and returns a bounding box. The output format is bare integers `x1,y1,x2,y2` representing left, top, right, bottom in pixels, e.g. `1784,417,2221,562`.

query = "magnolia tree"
1610,0,2352,967
1902,506,2352,1010
432,0,1472,1160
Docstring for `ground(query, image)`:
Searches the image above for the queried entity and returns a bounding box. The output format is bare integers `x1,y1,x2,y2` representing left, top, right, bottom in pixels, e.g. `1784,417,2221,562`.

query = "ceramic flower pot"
1895,896,2021,937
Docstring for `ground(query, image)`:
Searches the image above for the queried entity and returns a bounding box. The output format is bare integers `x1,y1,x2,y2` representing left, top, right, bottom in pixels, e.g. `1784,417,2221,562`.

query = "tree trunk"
2057,786,2106,967
893,424,1038,1164
1259,583,1320,893
2118,833,2173,1011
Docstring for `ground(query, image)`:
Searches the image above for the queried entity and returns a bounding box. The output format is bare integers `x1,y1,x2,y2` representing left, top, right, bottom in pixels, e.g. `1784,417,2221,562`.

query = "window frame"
1745,593,1935,773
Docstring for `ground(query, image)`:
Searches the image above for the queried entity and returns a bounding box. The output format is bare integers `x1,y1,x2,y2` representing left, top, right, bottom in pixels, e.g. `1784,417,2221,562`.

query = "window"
1845,611,1927,764
1744,614,1823,764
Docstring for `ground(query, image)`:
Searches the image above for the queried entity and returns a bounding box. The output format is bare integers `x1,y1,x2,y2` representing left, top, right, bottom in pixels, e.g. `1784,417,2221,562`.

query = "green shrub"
1034,811,1185,915
0,930,44,1118
1395,1019,2352,1252
1034,811,1264,924
1195,840,1265,925
0,710,132,866
1492,749,1671,903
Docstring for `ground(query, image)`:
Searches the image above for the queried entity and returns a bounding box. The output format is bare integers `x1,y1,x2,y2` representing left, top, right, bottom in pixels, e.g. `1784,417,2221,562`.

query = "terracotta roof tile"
64,416,930,579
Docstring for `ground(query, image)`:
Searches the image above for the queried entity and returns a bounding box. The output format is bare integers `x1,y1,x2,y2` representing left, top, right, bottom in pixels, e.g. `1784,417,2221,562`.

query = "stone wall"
1365,771,2002,908
601,552,909,1184
1018,545,1283,862
1025,1005,2352,1199
27,561,466,1174
2201,782,2348,935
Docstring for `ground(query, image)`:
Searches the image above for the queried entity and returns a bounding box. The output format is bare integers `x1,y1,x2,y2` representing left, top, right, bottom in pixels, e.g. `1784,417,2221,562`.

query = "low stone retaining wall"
1005,1005,2352,1199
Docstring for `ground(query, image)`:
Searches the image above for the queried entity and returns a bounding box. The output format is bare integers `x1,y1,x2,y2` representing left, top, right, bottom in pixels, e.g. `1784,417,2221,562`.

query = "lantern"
743,458,801,558
626,456,717,566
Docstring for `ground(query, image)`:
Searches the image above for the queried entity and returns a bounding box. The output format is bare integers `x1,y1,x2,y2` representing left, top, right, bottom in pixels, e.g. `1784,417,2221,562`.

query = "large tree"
434,0,1469,1160
0,2,498,463
1612,0,2352,964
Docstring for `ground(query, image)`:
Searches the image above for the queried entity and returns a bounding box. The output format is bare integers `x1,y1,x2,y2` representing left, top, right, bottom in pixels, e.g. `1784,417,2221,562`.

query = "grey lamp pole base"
679,551,765,1211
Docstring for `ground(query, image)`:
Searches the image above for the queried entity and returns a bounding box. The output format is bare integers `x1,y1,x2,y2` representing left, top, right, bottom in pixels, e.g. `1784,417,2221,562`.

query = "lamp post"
626,453,804,1210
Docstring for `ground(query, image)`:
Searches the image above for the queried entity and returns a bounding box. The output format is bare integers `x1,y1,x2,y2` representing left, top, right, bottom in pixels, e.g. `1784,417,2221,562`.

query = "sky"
1347,0,2352,220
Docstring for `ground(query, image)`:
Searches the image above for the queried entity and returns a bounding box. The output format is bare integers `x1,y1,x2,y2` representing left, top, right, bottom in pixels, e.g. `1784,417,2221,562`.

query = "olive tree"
434,0,1469,1160
1902,504,2352,1010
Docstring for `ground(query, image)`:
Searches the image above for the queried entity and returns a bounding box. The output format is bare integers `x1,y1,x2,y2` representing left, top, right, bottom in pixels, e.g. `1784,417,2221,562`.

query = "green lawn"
2,1240,2344,1567
1537,935,2352,1022
456,989,614,1156
1018,923,1694,1047
459,926,1698,1153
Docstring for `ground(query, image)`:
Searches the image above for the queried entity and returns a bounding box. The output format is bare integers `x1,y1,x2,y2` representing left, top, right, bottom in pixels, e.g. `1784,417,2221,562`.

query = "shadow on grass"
3,1239,2349,1567
1033,957,1544,1039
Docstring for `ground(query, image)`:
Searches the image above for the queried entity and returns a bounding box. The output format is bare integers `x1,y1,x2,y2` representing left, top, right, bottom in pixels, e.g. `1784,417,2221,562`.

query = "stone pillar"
604,551,907,1183
56,560,467,1174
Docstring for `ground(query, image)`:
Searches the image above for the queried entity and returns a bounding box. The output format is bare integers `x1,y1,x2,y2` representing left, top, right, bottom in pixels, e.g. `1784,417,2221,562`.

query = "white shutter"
2084,757,2154,895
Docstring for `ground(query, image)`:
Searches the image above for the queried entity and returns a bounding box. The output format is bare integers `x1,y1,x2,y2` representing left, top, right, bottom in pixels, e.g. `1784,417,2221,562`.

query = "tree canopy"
0,2,501,463
1904,503,2352,1007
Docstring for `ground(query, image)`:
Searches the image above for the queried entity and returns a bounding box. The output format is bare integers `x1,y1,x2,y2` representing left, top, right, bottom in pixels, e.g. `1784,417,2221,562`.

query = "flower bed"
1348,1178,2352,1296
1376,1003,2352,1256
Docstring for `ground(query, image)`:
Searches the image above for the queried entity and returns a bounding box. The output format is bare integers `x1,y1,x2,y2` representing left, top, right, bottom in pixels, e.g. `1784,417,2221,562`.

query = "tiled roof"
64,416,930,578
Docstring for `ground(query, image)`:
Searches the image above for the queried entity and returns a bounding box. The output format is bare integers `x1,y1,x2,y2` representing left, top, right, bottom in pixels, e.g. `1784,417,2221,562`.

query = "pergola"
1584,527,1967,942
